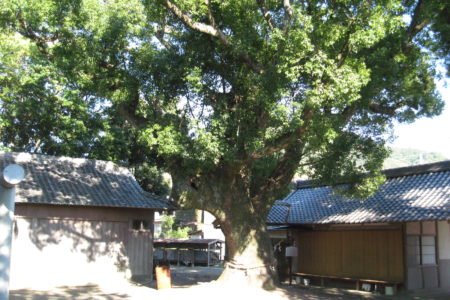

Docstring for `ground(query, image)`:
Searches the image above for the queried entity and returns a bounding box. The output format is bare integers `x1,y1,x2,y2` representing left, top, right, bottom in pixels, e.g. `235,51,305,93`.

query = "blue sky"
389,77,450,158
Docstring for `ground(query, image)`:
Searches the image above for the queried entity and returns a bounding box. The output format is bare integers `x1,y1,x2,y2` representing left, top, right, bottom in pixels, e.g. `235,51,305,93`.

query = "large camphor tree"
1,0,449,287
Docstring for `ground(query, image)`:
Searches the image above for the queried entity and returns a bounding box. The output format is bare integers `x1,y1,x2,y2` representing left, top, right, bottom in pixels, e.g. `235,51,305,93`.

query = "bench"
290,272,400,294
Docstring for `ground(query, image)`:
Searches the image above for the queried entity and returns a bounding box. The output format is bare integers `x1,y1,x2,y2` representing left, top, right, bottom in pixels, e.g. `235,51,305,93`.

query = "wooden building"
267,161,450,292
0,152,173,289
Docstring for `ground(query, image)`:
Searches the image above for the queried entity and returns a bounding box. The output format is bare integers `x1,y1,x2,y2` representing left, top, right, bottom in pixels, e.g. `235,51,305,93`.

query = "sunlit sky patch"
389,76,450,158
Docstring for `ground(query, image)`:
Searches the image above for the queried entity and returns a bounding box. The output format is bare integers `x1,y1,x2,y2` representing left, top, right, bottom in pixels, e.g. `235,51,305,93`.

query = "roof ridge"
381,160,450,178
0,151,129,172
296,160,450,190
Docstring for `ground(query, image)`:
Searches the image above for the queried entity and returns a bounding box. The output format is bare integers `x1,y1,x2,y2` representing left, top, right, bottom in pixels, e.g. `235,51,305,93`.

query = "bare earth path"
10,267,449,300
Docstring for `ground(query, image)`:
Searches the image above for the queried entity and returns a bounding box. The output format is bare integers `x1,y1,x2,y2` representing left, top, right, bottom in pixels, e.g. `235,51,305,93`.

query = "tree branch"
116,86,150,128
282,0,294,33
155,24,173,49
251,141,304,209
15,10,54,58
205,0,218,29
340,100,402,120
163,0,223,39
161,0,264,74
368,101,402,116
340,104,357,124
256,0,275,31
170,171,203,209
403,0,431,51
247,105,313,162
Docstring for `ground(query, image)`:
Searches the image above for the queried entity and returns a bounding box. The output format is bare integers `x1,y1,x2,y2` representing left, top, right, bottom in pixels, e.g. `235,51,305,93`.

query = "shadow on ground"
10,285,129,300
276,285,450,300
135,266,224,289
10,267,450,300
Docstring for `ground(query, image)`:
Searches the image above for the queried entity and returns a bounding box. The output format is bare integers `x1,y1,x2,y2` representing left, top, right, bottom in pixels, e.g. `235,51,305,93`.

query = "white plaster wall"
9,214,156,290
10,217,130,289
438,221,450,260
201,211,225,241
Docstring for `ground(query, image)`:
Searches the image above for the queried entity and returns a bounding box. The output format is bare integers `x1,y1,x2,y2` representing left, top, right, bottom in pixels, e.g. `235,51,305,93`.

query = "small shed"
153,238,224,267
1,152,173,289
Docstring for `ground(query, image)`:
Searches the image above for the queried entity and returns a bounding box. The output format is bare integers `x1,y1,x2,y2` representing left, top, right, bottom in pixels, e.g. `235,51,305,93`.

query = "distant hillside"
384,148,448,169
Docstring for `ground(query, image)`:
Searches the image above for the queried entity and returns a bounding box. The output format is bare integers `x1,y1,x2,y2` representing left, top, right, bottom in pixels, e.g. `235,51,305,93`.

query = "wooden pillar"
207,243,211,267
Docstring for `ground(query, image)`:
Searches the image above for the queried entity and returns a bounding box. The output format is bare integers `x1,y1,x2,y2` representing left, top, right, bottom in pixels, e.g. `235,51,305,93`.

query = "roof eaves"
382,160,450,178
296,160,450,189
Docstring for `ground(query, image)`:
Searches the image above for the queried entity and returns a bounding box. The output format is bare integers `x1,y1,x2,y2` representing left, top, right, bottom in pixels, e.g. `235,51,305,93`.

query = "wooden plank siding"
296,230,404,282
127,230,153,277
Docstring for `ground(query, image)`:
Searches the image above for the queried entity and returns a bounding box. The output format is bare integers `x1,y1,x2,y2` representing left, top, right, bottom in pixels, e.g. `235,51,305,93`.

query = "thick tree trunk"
171,167,280,289
215,202,278,289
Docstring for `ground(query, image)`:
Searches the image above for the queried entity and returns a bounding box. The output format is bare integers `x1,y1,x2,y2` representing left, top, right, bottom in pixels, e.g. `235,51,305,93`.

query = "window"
407,235,436,265
407,236,421,265
132,219,151,231
421,236,436,265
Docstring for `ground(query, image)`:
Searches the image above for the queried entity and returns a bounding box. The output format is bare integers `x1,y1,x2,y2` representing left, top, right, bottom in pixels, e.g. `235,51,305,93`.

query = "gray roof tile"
0,152,173,210
267,162,450,225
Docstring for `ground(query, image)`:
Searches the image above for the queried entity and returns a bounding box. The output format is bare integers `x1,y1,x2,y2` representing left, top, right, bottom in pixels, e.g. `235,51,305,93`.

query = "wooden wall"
10,203,154,289
296,229,404,282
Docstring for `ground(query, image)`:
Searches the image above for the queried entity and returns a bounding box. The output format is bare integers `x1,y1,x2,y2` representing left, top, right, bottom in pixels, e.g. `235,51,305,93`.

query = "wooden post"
163,248,167,261
288,257,292,285
207,243,210,267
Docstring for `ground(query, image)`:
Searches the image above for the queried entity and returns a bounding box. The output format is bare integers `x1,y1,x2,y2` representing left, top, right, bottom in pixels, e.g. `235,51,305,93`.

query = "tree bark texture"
217,210,277,289
171,168,279,289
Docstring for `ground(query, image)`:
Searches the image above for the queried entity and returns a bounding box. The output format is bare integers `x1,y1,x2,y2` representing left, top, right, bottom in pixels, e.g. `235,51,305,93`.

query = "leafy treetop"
0,0,448,202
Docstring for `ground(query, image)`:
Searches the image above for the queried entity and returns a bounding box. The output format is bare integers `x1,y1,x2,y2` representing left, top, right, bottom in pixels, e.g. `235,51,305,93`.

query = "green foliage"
0,0,448,203
159,214,190,238
133,163,172,196
301,131,390,197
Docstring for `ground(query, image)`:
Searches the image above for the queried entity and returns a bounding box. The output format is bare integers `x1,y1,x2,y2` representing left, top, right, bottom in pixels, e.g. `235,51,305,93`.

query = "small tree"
159,214,190,238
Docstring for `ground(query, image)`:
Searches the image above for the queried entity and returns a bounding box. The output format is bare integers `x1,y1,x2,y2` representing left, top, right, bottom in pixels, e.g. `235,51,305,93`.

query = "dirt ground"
10,267,450,300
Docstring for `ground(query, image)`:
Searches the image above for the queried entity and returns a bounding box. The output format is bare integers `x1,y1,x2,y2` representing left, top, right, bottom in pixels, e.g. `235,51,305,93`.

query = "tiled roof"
0,152,173,210
267,161,450,225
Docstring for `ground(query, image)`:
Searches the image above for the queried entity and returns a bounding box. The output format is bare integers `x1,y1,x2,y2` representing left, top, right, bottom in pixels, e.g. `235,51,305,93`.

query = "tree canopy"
1,0,449,286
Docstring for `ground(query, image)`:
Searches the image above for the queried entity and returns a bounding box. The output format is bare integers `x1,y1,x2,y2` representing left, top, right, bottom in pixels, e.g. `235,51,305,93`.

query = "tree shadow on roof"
284,175,450,224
